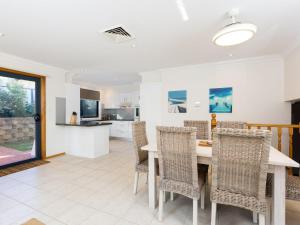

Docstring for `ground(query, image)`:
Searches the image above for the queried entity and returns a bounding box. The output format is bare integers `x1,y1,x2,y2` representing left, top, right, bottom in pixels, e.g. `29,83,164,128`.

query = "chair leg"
211,202,217,225
200,185,205,210
158,190,164,221
266,198,272,225
266,210,271,225
163,191,166,202
133,172,139,195
193,198,198,225
253,212,258,224
259,214,265,225
206,173,209,186
170,192,174,201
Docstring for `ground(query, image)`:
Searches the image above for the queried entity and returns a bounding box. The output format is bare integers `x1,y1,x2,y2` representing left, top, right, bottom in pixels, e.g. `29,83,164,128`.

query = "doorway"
0,68,45,168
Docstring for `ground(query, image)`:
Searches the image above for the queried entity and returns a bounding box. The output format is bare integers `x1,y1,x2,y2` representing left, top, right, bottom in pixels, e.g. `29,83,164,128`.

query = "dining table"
141,140,300,225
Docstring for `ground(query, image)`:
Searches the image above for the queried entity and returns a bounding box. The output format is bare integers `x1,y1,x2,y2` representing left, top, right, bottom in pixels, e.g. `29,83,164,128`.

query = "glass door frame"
0,67,46,168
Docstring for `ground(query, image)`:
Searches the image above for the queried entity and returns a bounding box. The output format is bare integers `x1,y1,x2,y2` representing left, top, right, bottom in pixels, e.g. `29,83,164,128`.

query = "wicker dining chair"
156,126,206,225
211,128,272,225
184,120,210,181
132,121,149,194
216,121,247,129
267,173,300,201
286,175,300,200
184,120,209,140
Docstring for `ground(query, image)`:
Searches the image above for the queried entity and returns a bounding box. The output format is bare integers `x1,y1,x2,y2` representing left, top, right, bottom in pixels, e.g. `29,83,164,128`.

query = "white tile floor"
0,139,300,225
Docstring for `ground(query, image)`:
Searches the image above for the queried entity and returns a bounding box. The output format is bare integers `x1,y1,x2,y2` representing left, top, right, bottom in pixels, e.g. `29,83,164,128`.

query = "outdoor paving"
0,146,32,166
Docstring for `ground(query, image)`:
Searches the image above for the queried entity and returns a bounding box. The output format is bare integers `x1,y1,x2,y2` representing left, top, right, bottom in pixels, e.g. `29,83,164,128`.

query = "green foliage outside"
0,80,35,117
2,140,34,152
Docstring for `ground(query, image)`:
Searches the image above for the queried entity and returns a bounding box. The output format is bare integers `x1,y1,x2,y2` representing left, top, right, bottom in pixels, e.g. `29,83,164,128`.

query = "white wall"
140,71,163,144
65,83,80,123
0,52,68,157
140,55,291,152
285,45,300,101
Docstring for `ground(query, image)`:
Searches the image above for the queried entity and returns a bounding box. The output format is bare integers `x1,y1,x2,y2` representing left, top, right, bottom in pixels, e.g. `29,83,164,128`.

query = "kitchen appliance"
134,107,140,121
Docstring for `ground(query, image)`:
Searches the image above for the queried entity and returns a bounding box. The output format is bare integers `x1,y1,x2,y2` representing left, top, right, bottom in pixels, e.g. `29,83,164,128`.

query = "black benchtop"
99,119,134,122
56,121,112,127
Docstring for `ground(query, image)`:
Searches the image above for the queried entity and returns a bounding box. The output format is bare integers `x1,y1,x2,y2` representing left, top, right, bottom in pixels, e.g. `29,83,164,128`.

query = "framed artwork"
168,90,187,113
209,87,232,113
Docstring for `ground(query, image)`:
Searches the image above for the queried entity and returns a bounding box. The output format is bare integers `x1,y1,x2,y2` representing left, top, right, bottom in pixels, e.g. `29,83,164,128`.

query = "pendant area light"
212,8,257,47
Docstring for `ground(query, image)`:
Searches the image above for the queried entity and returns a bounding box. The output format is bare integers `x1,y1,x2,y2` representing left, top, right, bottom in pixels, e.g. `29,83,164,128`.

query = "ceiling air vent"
103,26,135,43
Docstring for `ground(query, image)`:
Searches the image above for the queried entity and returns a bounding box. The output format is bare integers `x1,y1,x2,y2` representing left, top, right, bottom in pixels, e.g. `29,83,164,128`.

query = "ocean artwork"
209,87,232,113
168,90,187,113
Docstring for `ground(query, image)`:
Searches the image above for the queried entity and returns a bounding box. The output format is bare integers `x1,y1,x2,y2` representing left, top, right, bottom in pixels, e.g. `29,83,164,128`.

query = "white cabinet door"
110,121,119,137
131,91,140,107
105,91,139,108
104,94,120,109
119,94,127,104
109,121,116,136
109,121,133,139
115,121,128,138
127,121,133,139
119,93,132,107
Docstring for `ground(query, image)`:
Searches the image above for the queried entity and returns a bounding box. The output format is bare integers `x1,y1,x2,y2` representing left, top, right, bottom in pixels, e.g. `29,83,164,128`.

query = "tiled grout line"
2,147,137,224
3,175,146,224
2,139,298,225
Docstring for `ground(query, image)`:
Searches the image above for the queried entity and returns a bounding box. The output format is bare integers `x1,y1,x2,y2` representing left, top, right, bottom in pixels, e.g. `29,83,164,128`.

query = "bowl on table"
198,140,212,147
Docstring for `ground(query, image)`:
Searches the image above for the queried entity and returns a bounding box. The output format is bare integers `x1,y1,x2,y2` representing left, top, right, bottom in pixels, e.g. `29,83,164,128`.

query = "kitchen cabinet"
109,121,133,139
104,91,139,109
119,93,132,107
131,91,140,107
103,95,120,109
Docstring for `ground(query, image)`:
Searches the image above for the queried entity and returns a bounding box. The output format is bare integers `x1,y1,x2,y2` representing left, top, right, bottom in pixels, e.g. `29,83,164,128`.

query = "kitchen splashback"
103,108,134,121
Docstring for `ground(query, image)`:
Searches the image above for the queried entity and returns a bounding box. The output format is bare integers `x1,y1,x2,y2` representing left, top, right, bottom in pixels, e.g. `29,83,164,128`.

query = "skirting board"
46,152,65,159
110,137,133,141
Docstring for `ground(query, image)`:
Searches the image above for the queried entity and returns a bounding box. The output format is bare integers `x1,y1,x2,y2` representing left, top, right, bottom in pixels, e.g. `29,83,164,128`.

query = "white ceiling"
0,0,300,85
73,72,141,87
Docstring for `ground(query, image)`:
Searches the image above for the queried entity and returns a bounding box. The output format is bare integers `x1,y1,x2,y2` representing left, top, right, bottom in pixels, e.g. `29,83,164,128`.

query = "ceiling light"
176,0,189,21
212,8,257,47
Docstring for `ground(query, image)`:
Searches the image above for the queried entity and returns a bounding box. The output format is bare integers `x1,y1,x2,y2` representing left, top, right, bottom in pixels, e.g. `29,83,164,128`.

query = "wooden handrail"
247,123,300,128
211,114,300,161
211,113,217,130
246,124,300,153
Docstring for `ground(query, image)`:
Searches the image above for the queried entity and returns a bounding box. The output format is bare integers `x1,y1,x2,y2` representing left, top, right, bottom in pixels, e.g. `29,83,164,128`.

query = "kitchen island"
57,121,112,158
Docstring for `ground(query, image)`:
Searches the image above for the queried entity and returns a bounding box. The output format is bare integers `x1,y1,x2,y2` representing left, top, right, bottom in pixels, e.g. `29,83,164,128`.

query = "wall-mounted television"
80,99,99,118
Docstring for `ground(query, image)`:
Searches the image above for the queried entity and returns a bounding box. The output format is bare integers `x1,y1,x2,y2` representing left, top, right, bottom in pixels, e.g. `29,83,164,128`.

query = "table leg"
148,151,157,209
272,166,286,225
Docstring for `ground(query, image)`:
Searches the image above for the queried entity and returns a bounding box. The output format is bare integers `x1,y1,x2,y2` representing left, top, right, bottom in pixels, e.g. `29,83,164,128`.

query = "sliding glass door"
0,71,41,168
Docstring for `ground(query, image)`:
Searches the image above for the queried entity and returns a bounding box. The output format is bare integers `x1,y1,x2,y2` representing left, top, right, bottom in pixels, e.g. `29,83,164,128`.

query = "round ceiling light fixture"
212,8,257,47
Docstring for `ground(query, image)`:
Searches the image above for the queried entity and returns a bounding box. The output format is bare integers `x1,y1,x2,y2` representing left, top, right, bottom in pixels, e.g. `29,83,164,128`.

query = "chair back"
156,126,198,188
132,121,148,165
211,128,272,199
184,120,209,140
217,121,247,129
